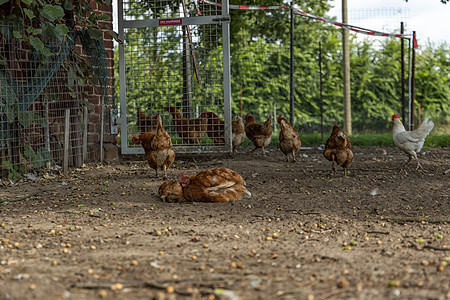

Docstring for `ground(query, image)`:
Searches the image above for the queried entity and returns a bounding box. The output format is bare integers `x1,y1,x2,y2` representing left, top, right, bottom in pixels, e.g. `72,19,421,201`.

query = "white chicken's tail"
418,118,435,135
414,118,435,153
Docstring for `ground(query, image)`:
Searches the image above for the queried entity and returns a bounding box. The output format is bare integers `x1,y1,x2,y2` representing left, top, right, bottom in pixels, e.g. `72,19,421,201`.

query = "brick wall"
83,0,117,161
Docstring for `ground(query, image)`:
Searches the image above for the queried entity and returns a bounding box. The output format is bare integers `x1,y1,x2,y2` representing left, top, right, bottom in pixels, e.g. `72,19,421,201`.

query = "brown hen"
323,123,353,176
158,168,251,203
199,111,225,144
277,115,301,162
132,114,175,179
137,108,157,133
232,116,245,154
166,106,207,144
244,113,273,154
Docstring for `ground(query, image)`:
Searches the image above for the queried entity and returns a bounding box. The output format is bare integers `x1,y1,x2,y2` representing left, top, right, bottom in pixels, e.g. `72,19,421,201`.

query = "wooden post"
342,0,352,135
44,99,51,168
83,106,88,163
63,108,70,175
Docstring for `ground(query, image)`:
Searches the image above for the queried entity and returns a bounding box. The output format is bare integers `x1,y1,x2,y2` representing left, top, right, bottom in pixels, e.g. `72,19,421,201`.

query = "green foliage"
117,0,449,139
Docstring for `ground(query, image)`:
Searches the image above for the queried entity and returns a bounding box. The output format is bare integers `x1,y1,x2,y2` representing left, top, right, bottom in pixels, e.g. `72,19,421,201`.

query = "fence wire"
0,24,95,180
122,0,228,152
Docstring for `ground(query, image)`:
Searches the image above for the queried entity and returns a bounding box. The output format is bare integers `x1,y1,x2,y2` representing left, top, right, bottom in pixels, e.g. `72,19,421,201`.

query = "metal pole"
407,38,412,130
289,3,295,126
342,0,352,134
410,31,416,131
319,42,324,145
182,27,193,119
222,0,232,153
400,22,405,122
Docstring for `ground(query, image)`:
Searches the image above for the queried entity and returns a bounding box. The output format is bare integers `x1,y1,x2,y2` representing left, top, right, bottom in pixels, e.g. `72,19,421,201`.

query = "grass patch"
121,131,450,149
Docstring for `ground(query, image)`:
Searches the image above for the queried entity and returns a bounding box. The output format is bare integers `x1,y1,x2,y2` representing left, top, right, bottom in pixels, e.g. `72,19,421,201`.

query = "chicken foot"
405,153,423,170
261,146,269,155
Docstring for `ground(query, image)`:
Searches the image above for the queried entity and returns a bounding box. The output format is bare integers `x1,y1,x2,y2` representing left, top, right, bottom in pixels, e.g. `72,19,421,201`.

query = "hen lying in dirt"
158,168,251,203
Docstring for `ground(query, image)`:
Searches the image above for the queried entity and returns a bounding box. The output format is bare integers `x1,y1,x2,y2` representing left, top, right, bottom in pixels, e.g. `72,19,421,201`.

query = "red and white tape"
199,0,411,39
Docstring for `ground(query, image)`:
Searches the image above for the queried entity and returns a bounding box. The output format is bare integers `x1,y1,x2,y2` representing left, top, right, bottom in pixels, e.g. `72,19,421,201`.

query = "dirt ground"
0,146,449,300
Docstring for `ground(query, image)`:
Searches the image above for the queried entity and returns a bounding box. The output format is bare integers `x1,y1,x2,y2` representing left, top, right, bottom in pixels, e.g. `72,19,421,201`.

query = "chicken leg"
291,150,297,162
404,152,422,170
331,154,337,175
163,165,168,180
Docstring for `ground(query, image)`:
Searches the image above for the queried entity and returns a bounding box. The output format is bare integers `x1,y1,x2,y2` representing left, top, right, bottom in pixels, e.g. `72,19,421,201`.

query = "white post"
222,0,232,153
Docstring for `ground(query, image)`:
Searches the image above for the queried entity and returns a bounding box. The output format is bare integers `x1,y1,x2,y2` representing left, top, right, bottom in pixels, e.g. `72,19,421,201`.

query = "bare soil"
0,146,449,300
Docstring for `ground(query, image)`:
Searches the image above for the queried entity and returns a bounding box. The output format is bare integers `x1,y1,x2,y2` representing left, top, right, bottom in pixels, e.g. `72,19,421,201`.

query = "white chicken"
392,113,434,169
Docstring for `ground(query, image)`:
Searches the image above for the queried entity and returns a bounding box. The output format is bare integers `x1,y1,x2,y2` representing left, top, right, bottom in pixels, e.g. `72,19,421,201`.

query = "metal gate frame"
117,0,232,155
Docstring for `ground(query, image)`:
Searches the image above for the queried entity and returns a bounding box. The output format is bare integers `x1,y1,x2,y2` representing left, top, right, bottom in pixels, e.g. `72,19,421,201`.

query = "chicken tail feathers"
419,118,435,135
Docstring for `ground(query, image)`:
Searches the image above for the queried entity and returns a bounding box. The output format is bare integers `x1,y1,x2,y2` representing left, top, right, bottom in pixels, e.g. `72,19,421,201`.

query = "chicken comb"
334,122,337,126
392,113,401,121
178,172,186,183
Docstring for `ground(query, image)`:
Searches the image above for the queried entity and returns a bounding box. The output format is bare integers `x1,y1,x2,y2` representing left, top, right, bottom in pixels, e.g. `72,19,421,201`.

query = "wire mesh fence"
0,24,108,180
121,0,229,153
226,4,415,144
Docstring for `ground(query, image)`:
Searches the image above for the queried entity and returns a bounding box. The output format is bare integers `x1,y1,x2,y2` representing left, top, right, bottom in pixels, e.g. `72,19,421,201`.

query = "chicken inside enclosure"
232,116,245,155
199,111,225,145
244,113,273,154
323,123,353,176
137,108,158,133
132,114,175,179
166,106,207,145
392,113,434,170
277,115,301,162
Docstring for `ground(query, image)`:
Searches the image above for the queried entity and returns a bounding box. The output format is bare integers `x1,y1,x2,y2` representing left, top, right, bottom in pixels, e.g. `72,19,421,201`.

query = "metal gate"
118,0,231,154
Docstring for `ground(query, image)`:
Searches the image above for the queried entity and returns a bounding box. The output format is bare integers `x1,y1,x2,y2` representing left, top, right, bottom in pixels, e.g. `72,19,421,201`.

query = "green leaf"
40,47,53,57
0,0,9,5
13,30,22,39
20,0,33,4
26,26,42,35
83,2,93,12
37,147,51,163
18,111,48,128
43,23,57,40
23,145,36,160
87,27,102,41
96,13,111,21
24,146,46,168
63,0,73,10
24,8,35,19
29,36,44,51
43,4,65,21
55,24,69,36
